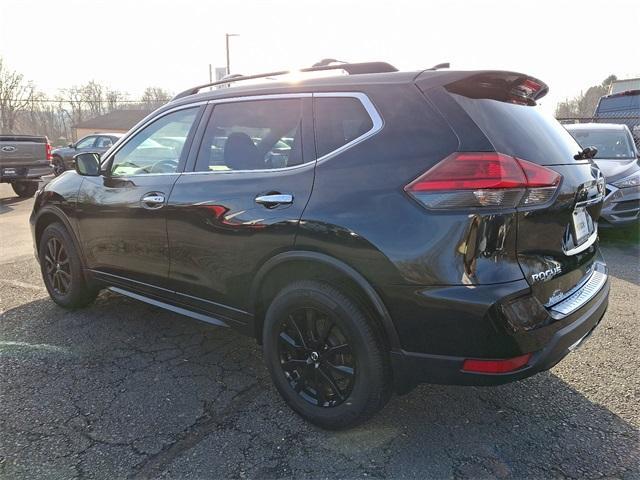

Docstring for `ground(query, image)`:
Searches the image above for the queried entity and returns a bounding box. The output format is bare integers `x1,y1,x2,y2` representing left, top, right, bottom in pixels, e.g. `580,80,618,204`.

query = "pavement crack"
129,381,263,479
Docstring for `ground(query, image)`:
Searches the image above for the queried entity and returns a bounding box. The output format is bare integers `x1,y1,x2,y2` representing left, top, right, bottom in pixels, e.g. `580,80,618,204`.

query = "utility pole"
225,33,239,75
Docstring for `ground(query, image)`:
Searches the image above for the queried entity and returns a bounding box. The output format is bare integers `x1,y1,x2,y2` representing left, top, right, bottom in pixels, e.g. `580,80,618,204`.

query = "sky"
1,0,639,114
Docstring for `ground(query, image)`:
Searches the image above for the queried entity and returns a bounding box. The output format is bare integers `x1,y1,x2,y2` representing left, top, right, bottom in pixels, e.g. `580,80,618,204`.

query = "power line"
0,98,166,104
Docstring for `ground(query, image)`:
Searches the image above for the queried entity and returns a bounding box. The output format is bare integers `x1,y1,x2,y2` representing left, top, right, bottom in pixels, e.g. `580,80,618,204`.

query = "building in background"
73,109,152,140
610,78,640,94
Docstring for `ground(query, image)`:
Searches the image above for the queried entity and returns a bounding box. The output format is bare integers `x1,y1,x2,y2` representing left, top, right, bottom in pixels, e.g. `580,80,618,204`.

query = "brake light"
404,152,561,209
45,142,53,162
462,353,532,374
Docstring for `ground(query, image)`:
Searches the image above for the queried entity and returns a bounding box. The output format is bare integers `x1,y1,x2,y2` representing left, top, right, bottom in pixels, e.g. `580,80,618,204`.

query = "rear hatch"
419,72,605,307
0,135,48,169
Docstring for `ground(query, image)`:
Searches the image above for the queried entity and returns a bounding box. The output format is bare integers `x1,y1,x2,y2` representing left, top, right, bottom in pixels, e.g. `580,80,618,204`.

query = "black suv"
30,62,609,429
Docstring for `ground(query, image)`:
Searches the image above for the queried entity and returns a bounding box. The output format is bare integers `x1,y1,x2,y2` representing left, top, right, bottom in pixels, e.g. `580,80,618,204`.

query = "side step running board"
109,287,229,328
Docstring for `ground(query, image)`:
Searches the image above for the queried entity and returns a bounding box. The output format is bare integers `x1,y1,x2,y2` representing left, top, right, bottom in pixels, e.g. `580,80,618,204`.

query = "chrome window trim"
100,101,208,173
181,161,315,175
104,91,383,177
181,91,383,175
206,92,312,104
183,93,312,175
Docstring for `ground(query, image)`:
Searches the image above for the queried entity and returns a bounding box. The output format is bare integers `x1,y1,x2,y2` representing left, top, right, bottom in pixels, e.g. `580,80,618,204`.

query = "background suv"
31,62,609,429
51,133,122,176
594,90,640,147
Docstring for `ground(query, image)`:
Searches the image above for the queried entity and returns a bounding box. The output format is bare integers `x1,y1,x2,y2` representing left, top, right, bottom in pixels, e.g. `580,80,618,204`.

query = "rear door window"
452,93,582,165
95,136,115,148
313,97,373,158
195,98,305,171
76,136,97,149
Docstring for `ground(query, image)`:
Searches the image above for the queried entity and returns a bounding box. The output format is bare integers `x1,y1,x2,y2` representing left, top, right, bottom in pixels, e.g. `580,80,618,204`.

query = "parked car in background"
31,63,609,429
594,90,640,147
51,133,122,176
0,135,52,197
566,123,639,226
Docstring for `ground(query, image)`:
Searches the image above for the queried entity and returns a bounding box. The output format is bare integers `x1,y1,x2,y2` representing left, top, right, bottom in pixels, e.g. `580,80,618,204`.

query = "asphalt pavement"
0,183,638,479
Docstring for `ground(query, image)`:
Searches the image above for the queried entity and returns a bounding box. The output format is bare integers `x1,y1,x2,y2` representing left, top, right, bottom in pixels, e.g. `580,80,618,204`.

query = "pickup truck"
0,135,52,197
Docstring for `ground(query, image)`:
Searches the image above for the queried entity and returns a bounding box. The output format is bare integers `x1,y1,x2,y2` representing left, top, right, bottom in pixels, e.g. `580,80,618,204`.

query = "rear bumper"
390,275,609,389
0,163,52,182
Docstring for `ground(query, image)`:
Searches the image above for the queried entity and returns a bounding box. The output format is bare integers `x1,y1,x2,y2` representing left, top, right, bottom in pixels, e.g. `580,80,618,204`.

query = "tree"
141,87,171,109
82,80,106,116
555,75,618,118
0,57,35,133
105,89,128,112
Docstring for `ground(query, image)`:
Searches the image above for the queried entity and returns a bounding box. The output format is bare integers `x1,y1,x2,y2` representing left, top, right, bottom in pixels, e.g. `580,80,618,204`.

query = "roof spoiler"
416,70,549,106
444,71,549,106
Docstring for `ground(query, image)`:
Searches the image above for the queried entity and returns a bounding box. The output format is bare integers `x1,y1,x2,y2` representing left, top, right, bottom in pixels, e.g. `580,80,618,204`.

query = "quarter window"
110,108,198,176
196,99,304,172
313,97,373,158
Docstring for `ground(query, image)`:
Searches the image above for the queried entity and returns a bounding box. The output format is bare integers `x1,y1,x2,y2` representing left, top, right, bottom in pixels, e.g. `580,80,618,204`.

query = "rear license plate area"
572,207,593,245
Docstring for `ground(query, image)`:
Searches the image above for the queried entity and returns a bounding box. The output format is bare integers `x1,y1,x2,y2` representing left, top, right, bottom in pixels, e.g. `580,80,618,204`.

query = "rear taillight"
404,152,561,209
45,143,53,162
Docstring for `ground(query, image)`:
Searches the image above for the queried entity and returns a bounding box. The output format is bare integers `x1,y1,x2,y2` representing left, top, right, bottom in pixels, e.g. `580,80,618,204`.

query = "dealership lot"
0,183,638,479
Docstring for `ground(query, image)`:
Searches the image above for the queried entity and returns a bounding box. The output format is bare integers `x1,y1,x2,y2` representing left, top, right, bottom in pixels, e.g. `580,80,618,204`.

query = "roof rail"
171,61,398,101
426,62,450,71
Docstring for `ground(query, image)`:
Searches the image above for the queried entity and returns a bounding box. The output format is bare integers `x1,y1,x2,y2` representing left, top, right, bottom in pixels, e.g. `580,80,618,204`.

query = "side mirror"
74,152,101,176
68,142,74,148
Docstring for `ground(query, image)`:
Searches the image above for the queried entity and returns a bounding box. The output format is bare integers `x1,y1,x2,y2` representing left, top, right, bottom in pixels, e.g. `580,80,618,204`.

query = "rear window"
452,93,582,165
596,94,640,113
314,97,373,158
566,128,636,159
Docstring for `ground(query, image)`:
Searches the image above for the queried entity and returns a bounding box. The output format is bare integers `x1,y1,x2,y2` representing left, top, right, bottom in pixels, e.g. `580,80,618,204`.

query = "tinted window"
596,95,640,113
314,97,373,158
196,99,304,171
452,94,582,165
110,108,198,176
76,136,96,149
566,128,636,159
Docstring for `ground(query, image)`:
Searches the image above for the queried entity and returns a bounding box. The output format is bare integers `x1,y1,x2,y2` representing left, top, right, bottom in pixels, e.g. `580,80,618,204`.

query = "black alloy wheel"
278,306,356,407
39,223,98,308
43,236,71,295
263,280,391,429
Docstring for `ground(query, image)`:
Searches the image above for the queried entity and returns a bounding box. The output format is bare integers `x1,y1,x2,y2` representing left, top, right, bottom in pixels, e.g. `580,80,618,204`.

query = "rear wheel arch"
251,251,401,350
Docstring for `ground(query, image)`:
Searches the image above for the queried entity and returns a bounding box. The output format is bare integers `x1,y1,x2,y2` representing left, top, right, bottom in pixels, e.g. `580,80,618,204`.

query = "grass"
599,222,640,245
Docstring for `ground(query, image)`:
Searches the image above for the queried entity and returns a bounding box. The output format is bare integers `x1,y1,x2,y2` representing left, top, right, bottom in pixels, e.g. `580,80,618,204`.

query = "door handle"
255,193,293,207
141,193,166,209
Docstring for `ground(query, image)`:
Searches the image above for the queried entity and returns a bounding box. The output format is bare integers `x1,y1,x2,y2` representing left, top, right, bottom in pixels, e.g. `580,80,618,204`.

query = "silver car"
566,123,640,226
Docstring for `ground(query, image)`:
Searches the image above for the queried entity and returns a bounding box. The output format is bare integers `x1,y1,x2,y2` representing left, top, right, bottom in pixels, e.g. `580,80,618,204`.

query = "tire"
12,181,38,198
52,156,66,176
263,280,392,429
39,222,98,308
